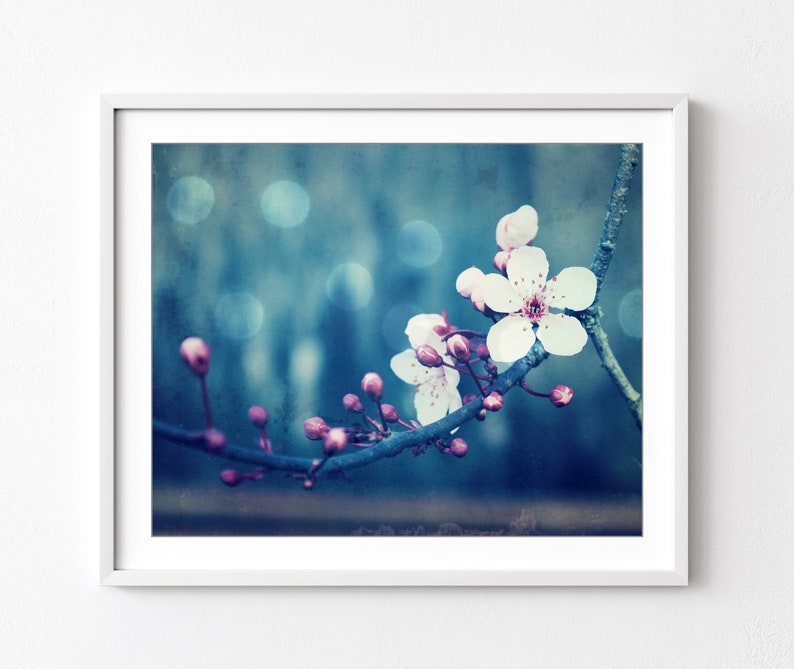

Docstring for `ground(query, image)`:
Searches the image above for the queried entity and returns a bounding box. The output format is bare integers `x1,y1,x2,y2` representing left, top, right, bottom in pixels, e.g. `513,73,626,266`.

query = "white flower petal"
455,266,485,298
446,387,463,414
405,313,446,351
442,362,460,389
445,387,463,433
495,204,539,250
480,273,522,314
536,313,589,356
546,267,597,311
486,314,536,363
390,349,442,385
415,378,453,425
506,246,549,293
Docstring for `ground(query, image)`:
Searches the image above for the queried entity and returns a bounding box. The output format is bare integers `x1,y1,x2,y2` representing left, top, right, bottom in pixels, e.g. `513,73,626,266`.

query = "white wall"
2,1,792,666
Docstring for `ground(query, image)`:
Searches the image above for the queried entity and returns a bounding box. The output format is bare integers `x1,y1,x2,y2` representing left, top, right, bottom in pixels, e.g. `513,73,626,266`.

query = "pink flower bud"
303,417,330,440
495,204,539,251
220,469,242,487
483,391,504,412
323,427,348,454
303,478,315,491
549,385,574,407
476,409,487,421
475,343,490,360
203,428,226,451
361,372,384,401
493,250,511,273
446,334,470,362
449,438,468,458
247,405,269,428
179,337,211,376
381,404,399,423
343,393,364,413
415,344,444,368
455,267,485,298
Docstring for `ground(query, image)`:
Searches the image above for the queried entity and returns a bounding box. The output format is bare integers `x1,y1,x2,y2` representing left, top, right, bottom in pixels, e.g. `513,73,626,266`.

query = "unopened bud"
415,344,443,368
247,405,269,428
483,391,504,412
381,404,399,423
303,416,330,440
455,266,485,298
549,385,574,407
220,469,242,487
446,334,470,362
203,428,226,451
475,343,490,360
361,372,384,401
323,427,348,454
493,250,511,273
343,393,364,413
303,478,315,491
179,337,211,376
476,409,487,421
449,438,468,458
484,361,499,377
495,204,539,251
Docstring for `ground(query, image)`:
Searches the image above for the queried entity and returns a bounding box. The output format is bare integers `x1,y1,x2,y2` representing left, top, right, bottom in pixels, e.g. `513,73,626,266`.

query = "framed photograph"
101,94,688,585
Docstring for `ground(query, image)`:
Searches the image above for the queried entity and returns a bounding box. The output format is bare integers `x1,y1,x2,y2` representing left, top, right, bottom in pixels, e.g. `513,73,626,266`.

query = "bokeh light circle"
325,263,374,310
618,288,643,338
214,292,264,339
260,180,311,228
396,220,443,268
166,176,215,225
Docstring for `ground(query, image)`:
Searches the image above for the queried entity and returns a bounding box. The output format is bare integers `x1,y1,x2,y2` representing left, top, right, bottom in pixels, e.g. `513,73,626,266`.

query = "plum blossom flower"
480,246,597,361
390,314,462,425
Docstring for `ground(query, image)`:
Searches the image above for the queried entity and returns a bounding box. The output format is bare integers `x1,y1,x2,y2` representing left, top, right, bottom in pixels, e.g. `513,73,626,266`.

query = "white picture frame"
100,94,688,586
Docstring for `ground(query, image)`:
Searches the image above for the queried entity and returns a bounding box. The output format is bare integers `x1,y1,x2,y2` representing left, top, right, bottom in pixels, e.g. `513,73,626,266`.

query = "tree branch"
578,143,642,429
589,143,640,295
580,308,642,430
153,343,549,475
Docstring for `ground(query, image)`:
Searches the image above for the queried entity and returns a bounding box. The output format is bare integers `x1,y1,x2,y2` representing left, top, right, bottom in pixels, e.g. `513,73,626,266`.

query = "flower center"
523,294,547,324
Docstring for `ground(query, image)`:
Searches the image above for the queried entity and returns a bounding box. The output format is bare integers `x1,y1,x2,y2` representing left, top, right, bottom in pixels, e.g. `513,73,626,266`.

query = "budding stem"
465,360,487,397
441,361,490,381
376,401,390,437
519,379,549,398
364,413,385,434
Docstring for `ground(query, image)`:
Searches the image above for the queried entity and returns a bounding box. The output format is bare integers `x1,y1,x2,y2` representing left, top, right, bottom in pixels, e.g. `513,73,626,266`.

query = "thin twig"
581,308,642,430
578,143,643,429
